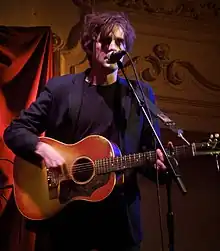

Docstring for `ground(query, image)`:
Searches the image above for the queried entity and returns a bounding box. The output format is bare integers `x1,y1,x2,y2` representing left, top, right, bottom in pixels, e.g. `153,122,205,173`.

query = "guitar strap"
134,84,181,134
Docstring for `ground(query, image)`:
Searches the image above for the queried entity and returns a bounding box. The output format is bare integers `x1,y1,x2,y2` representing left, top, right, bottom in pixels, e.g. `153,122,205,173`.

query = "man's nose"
108,40,118,51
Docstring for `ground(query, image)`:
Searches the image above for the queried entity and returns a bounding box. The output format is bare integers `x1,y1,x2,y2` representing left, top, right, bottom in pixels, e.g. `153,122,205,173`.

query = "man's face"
92,25,126,71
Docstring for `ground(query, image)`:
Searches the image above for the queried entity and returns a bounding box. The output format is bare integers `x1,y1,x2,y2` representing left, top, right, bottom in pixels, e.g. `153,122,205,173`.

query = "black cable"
0,158,14,204
0,193,8,203
0,158,14,165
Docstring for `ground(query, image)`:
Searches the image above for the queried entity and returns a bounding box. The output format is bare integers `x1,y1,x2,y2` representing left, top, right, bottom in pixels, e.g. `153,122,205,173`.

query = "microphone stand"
117,61,187,251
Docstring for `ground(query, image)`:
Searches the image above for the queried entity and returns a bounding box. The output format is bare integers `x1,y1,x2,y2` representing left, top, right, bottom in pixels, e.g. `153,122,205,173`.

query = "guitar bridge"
47,168,59,200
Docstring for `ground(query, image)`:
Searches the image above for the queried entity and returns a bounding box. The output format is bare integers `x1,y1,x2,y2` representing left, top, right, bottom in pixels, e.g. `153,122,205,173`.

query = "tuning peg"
215,133,219,138
216,155,220,172
208,135,213,145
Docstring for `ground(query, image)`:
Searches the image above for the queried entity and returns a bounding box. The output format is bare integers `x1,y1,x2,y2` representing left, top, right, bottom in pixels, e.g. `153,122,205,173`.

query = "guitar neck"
95,144,196,174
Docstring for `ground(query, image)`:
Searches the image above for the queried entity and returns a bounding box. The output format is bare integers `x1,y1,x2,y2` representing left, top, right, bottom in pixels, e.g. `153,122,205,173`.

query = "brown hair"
81,11,136,57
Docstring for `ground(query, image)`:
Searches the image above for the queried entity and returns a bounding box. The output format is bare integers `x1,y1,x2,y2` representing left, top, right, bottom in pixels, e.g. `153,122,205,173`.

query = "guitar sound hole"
72,158,94,183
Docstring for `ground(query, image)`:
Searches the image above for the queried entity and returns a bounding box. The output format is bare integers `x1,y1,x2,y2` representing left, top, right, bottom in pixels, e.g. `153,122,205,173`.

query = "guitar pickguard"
58,173,112,204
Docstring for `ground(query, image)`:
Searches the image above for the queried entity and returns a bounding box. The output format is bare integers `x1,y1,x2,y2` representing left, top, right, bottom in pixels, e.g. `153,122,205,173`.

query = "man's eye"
100,37,125,48
101,37,112,45
116,39,125,47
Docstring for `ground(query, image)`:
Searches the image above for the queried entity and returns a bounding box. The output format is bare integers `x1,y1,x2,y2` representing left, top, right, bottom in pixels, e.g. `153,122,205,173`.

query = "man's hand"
35,141,66,169
155,148,166,171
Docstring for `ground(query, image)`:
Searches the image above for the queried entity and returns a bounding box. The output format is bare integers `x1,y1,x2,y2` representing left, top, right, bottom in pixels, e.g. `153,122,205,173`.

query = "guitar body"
13,135,122,221
13,133,217,221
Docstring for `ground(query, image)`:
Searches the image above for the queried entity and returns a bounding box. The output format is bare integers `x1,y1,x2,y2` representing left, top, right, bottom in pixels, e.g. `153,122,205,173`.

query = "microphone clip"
107,50,126,64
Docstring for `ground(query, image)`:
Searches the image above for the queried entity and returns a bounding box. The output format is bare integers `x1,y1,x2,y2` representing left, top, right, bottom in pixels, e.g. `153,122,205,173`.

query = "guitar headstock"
207,133,220,149
194,133,220,156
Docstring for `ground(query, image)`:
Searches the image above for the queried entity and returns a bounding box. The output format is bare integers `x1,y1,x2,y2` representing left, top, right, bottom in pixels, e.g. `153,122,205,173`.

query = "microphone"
107,50,126,64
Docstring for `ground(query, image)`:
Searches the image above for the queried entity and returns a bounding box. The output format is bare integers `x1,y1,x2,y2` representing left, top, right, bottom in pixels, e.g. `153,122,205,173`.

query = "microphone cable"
0,158,14,203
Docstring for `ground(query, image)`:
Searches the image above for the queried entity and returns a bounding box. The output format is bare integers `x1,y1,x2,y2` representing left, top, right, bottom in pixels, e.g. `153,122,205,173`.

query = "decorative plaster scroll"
113,1,220,20
52,33,64,76
52,33,65,52
51,1,93,75
167,60,220,91
121,43,220,92
64,1,94,51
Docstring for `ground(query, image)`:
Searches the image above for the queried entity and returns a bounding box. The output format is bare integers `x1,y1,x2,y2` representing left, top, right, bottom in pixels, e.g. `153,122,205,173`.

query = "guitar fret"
95,143,205,175
95,151,155,174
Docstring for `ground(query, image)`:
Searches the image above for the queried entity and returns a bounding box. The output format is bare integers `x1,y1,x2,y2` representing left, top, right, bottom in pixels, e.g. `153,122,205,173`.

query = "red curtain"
0,26,53,251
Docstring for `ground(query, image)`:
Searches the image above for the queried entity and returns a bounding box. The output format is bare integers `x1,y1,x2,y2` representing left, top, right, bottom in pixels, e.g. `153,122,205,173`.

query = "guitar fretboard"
95,144,195,174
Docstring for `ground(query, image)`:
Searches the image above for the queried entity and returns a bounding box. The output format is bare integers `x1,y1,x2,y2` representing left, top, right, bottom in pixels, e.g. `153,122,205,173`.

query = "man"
4,11,166,251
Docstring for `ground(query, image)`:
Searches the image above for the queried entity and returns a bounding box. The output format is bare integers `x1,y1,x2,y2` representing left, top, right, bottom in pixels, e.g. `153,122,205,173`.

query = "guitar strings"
47,144,199,175
48,155,153,174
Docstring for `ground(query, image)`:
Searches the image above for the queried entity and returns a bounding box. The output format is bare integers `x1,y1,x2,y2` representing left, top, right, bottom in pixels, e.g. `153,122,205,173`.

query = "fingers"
44,157,65,168
155,149,166,170
44,156,66,176
167,141,174,148
155,159,166,170
156,148,164,162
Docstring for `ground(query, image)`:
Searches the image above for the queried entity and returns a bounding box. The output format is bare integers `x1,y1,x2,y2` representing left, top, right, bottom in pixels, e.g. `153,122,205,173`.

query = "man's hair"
80,11,136,57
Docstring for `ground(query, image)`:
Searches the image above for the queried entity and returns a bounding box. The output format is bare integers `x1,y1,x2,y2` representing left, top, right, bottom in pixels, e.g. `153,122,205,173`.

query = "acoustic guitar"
13,134,220,220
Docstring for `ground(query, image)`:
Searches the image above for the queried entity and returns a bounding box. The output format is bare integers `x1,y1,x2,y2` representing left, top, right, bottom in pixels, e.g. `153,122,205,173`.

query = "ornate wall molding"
72,0,220,21
112,1,220,20
121,43,220,93
51,1,220,133
52,33,65,76
52,33,65,52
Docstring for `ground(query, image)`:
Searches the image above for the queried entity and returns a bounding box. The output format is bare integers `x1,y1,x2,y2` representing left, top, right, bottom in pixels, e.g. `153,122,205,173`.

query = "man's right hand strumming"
35,141,66,168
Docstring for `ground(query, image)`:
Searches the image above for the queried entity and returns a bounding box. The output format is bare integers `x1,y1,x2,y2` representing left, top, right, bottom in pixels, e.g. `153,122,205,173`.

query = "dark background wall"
139,130,220,251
